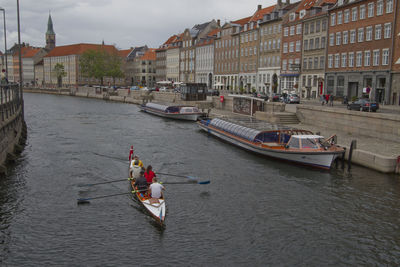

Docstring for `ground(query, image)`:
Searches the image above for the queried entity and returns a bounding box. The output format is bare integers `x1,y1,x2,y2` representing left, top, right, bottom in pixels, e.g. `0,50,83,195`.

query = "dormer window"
289,13,296,21
244,24,248,31
299,10,306,18
338,0,343,5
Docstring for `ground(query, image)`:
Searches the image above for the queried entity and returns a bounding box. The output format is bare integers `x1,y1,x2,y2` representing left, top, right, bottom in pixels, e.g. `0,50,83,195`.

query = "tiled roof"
140,49,156,60
22,48,41,58
207,28,221,37
119,49,131,57
164,35,178,45
45,43,118,57
250,5,277,22
231,16,251,26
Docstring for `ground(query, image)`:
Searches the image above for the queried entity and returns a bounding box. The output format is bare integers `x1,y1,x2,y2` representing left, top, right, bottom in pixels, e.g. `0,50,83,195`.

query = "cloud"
0,0,276,51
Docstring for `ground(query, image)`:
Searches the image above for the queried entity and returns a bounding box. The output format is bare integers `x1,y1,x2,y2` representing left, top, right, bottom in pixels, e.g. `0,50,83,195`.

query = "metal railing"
0,83,22,122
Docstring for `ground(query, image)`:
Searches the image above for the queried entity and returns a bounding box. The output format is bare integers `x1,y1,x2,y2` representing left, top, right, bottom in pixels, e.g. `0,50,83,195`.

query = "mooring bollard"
348,140,357,171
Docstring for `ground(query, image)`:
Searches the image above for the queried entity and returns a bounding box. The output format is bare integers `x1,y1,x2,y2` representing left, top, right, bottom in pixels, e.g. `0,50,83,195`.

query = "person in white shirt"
149,177,164,199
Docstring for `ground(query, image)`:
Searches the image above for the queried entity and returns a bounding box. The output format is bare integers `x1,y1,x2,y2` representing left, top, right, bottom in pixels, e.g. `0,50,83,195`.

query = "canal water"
1,93,399,266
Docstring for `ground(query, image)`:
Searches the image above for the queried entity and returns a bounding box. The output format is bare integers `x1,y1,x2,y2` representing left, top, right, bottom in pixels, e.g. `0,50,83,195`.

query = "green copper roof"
46,14,55,35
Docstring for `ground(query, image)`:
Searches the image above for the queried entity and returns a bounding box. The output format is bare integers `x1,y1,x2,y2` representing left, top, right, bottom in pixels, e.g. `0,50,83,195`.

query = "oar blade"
198,180,210,185
77,198,91,204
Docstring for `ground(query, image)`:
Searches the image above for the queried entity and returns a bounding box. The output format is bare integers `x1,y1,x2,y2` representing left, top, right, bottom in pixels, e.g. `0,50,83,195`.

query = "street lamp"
0,7,7,79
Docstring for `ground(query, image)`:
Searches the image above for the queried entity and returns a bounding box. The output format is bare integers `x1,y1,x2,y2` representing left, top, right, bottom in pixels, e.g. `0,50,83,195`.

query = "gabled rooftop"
45,43,118,57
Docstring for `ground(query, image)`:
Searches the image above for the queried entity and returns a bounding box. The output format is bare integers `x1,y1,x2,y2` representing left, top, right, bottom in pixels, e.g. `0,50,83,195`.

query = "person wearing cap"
134,168,148,195
130,159,142,179
133,155,143,167
149,177,164,199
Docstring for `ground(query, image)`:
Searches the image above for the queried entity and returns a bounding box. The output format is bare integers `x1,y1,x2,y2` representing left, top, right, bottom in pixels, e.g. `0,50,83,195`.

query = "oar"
92,152,127,162
156,172,200,181
161,180,210,185
79,178,131,187
77,189,147,204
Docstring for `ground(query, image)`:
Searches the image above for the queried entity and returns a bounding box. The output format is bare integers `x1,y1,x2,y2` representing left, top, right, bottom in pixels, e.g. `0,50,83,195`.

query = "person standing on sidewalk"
329,94,334,106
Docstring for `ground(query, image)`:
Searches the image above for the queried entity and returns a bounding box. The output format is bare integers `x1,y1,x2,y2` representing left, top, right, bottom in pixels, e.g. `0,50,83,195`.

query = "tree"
53,63,67,87
105,51,124,86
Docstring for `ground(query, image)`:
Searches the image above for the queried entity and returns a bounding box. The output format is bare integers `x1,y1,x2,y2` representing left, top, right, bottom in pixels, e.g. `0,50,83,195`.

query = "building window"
337,11,343,24
329,33,334,46
283,43,288,53
352,7,358,21
335,54,340,68
290,26,295,35
321,37,326,48
350,29,356,43
310,22,314,34
368,2,374,17
314,57,318,69
322,19,327,31
315,37,320,49
343,31,348,44
289,42,294,52
302,75,306,86
304,23,309,34
386,0,393,13
364,50,371,66
382,49,389,65
296,40,301,52
296,24,302,34
341,53,347,67
284,27,289,36
304,39,308,50
358,28,364,42
359,5,366,19
316,20,321,32
366,26,372,41
328,54,333,68
308,58,313,69
344,9,350,23
377,0,383,15
320,56,325,69
331,13,336,26
356,51,362,67
375,24,382,40
282,60,287,70
303,58,307,70
348,52,354,67
336,32,341,45
373,50,380,66
309,39,314,50
384,23,391,38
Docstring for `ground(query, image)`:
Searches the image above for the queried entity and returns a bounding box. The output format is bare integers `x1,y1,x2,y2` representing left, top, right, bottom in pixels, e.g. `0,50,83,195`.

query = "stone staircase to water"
275,112,300,125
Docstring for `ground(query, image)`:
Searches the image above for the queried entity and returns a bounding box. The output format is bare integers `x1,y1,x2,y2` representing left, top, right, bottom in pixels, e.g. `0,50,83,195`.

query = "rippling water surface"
1,93,400,266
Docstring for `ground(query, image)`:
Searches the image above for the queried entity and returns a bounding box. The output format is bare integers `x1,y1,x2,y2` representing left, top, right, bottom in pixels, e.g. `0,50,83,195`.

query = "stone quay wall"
0,84,27,174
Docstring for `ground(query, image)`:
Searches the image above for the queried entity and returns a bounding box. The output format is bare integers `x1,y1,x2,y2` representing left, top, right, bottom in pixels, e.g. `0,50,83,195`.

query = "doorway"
348,82,358,99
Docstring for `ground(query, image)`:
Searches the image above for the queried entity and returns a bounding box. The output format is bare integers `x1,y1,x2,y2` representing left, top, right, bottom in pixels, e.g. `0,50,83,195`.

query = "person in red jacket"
144,165,156,184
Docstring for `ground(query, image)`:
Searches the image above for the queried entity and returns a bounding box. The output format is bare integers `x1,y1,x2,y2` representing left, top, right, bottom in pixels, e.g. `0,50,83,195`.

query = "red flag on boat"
129,146,134,161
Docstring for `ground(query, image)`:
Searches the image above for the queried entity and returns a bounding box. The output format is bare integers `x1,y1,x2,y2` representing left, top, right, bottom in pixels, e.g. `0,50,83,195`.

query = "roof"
140,49,156,60
164,35,179,46
250,5,276,22
22,48,41,58
44,43,118,57
231,16,252,26
119,49,131,57
207,28,220,37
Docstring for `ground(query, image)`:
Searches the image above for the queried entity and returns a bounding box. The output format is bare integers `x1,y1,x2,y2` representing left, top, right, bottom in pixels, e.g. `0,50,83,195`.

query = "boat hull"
141,106,202,121
198,123,342,169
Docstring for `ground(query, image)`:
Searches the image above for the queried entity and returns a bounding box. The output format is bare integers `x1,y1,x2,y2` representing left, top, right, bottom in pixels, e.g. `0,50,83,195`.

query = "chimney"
258,4,262,10
217,19,221,26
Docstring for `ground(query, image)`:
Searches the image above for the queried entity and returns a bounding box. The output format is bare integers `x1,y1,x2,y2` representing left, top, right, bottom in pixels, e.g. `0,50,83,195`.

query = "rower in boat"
134,169,149,196
130,159,143,179
149,177,164,199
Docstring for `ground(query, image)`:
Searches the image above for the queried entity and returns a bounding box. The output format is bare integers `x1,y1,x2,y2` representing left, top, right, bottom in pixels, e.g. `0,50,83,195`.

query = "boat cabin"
286,135,324,149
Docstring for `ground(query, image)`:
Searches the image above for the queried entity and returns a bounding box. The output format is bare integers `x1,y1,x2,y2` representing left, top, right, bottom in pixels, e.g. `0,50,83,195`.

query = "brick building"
326,0,395,103
390,0,400,105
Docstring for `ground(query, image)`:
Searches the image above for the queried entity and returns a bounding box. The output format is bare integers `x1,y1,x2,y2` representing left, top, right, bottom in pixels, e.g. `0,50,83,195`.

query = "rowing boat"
129,160,166,226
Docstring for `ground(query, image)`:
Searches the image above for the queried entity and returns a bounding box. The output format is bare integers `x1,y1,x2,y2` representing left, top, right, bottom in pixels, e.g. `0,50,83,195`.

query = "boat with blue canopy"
198,118,345,169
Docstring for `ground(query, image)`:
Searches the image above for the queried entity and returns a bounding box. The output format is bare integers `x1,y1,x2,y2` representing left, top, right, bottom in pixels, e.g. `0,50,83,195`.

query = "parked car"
160,87,168,92
347,98,379,112
141,87,149,91
256,93,269,101
271,93,281,102
130,86,140,90
285,93,300,104
207,89,219,96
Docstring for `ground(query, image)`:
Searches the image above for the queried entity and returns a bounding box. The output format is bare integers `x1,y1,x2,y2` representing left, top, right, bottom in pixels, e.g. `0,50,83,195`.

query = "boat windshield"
180,107,199,113
287,135,323,149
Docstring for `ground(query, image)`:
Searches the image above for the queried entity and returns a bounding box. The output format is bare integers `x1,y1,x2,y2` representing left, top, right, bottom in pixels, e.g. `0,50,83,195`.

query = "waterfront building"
214,18,247,92
258,4,286,95
280,1,303,94
326,0,395,104
155,47,166,82
124,46,148,86
22,47,48,86
119,49,133,85
180,20,219,83
390,0,400,105
166,34,182,83
300,1,335,99
195,29,219,87
132,48,156,88
43,43,118,86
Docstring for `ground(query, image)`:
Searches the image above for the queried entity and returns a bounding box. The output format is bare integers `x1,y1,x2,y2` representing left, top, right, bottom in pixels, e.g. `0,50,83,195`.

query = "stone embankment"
24,87,400,174
0,84,27,174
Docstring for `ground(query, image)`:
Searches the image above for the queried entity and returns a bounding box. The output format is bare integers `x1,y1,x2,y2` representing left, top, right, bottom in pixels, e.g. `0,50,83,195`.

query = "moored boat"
129,159,166,226
198,118,345,170
140,102,205,121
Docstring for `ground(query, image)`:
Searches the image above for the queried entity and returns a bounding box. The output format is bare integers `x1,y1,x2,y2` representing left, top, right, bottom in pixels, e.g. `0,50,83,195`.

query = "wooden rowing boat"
129,161,166,226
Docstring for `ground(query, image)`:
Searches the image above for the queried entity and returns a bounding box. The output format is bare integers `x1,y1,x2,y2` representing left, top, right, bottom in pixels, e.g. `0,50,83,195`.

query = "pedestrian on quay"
329,94,334,106
325,94,330,106
1,69,8,85
320,94,325,105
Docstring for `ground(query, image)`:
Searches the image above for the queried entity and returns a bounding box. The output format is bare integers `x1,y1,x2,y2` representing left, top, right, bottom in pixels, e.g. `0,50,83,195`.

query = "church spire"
45,13,56,50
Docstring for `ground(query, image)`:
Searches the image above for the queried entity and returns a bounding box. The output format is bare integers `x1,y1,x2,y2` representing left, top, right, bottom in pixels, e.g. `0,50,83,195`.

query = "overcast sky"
0,0,276,51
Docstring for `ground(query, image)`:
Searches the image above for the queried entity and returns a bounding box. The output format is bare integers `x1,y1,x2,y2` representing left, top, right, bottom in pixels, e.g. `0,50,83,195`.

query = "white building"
195,40,214,88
